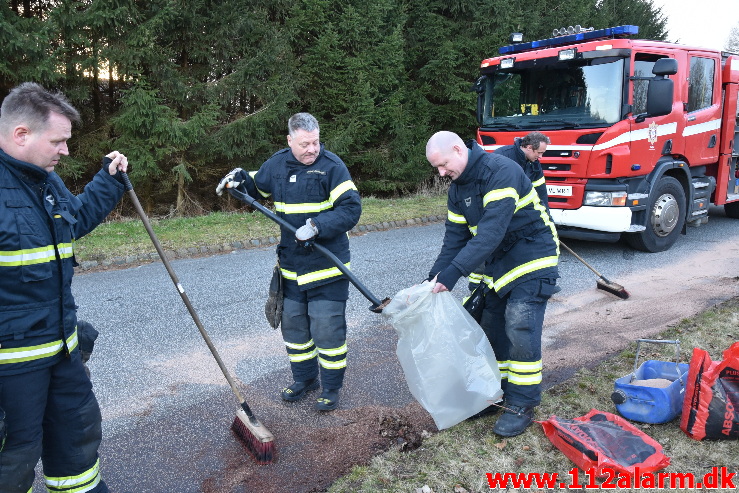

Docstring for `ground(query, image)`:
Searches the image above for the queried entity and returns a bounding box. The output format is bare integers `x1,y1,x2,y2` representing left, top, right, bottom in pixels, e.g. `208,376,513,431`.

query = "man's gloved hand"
216,168,247,196
295,218,319,250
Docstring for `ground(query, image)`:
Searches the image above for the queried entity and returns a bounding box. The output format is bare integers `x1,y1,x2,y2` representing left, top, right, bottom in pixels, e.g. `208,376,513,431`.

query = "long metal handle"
560,240,603,277
227,187,384,310
121,173,258,420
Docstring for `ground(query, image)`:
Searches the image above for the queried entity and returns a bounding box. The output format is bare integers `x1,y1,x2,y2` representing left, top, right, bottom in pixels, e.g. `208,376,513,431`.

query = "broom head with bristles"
231,407,276,464
596,277,630,299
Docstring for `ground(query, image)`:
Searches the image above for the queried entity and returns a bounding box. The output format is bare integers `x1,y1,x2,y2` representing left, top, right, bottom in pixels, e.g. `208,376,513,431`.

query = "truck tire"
625,176,685,252
724,201,739,219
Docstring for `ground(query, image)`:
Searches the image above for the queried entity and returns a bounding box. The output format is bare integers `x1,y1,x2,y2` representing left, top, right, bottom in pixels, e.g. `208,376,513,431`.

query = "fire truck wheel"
625,176,685,253
724,201,739,219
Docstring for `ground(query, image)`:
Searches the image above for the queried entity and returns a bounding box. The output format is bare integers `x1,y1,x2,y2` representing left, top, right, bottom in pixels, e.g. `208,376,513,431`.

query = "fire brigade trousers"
0,352,107,493
281,279,349,390
480,277,558,409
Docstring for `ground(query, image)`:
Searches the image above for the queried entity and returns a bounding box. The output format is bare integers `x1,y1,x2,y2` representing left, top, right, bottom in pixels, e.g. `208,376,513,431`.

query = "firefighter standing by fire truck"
495,131,551,211
425,130,559,437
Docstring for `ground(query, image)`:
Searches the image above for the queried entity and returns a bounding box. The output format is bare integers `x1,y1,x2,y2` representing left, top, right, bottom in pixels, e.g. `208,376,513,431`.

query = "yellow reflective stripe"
533,192,561,255
447,210,466,224
329,180,358,203
296,263,349,286
319,357,347,369
532,176,545,187
0,242,72,266
514,188,537,212
318,343,347,357
507,372,543,385
483,187,518,207
508,360,542,385
285,339,315,351
274,201,332,214
498,360,509,379
509,360,542,372
288,349,318,363
280,268,297,280
248,171,271,198
489,255,559,292
44,458,101,492
0,330,78,364
273,181,357,215
469,225,478,236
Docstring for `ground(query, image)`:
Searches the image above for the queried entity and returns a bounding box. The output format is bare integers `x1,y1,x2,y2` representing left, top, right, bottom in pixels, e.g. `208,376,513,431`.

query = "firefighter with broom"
217,112,361,412
425,131,559,437
0,83,128,493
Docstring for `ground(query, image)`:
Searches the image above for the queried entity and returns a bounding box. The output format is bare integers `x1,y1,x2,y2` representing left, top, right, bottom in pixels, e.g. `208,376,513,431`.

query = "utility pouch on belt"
462,283,486,323
264,261,284,329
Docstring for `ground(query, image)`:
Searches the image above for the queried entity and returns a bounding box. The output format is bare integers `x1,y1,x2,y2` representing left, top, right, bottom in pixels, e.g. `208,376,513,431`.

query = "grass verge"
328,298,739,492
73,193,448,262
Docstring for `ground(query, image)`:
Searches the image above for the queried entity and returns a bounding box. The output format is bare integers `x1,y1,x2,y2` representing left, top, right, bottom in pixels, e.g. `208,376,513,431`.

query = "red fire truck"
473,25,739,252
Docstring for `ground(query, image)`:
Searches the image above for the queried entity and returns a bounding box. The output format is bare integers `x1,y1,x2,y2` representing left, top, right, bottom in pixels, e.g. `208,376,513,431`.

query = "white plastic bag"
382,281,503,429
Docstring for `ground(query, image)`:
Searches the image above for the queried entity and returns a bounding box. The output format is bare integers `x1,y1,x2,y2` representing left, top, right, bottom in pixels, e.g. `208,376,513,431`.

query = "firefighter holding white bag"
425,131,560,437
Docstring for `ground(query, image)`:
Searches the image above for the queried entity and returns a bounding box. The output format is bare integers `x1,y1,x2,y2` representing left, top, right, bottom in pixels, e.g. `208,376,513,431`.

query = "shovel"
227,188,389,313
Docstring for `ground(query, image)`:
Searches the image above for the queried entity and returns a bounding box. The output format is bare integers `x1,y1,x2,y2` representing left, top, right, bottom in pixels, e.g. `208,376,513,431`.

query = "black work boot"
280,378,319,402
493,405,534,437
315,388,340,411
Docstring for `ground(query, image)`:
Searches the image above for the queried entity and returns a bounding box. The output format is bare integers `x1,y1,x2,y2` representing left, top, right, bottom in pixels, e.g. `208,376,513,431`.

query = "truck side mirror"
634,60,676,123
472,76,487,126
645,78,674,117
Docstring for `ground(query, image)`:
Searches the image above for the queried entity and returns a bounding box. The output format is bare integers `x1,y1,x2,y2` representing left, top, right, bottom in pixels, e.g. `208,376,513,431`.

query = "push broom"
120,172,275,464
560,240,630,299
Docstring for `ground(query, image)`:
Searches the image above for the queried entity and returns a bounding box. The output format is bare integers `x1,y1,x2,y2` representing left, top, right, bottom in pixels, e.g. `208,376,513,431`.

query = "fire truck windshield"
479,57,625,130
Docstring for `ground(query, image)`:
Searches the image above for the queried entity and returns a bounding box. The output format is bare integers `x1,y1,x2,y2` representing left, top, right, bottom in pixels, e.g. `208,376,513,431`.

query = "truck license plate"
547,185,572,197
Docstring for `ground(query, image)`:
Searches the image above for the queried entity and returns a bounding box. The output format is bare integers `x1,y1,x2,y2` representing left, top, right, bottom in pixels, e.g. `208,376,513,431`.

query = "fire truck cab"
473,25,739,252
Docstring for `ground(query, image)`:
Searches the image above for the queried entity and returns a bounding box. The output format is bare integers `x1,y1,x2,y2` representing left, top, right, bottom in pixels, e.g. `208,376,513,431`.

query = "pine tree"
726,22,739,53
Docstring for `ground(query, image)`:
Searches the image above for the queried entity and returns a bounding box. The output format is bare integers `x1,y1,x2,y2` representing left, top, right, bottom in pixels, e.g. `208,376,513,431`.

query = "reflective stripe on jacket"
429,141,559,296
242,144,361,290
0,149,124,375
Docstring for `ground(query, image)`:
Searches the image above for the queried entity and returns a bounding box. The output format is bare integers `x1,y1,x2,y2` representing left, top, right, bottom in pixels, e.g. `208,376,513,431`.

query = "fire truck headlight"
558,48,577,61
584,191,627,206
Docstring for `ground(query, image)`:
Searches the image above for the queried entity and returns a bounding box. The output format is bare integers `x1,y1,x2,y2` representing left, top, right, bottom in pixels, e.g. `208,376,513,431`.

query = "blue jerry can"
611,339,689,424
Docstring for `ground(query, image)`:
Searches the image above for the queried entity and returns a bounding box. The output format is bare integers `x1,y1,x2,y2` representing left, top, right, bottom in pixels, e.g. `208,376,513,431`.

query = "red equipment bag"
540,409,670,477
680,341,739,440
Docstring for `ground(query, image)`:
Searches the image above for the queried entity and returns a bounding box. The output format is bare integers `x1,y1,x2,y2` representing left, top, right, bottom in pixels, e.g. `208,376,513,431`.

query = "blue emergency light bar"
499,25,639,55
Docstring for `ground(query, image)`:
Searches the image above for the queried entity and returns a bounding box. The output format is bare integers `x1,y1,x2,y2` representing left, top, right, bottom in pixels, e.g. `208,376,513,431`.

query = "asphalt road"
32,206,739,492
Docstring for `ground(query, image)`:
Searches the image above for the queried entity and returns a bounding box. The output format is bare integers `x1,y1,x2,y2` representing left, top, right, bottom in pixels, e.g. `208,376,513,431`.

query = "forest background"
1,0,667,216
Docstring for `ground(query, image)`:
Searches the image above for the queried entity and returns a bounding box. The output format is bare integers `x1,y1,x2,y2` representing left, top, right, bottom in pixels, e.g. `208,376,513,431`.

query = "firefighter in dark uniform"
425,131,559,437
217,113,361,411
494,131,551,211
0,83,128,493
466,131,552,295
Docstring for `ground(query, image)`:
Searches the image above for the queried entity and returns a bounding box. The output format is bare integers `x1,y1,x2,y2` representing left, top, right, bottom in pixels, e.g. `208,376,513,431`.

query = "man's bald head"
426,131,468,181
